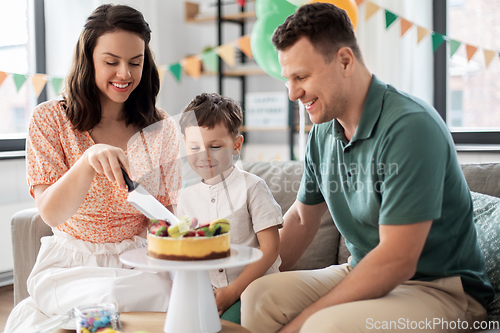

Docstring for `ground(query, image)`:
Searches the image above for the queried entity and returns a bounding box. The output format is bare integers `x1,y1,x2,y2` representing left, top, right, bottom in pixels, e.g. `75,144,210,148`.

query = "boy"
177,92,283,324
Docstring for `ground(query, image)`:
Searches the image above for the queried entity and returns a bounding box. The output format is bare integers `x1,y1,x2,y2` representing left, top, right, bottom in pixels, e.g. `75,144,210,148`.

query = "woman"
5,4,181,332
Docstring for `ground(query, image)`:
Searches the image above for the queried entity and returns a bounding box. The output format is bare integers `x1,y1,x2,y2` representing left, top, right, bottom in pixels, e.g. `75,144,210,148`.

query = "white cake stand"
120,244,262,333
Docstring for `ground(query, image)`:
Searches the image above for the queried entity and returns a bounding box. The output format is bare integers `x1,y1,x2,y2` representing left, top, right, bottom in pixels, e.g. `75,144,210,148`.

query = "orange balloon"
310,0,358,30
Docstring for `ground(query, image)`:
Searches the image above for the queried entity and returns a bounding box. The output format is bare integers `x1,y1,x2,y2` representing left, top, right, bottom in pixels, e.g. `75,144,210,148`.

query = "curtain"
356,0,434,105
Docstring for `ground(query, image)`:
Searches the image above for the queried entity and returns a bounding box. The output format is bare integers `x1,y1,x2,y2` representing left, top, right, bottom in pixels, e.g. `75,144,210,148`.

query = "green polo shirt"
297,75,494,308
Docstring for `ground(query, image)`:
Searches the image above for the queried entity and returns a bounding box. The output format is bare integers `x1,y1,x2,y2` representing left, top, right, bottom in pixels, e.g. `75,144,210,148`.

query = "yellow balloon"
310,0,358,30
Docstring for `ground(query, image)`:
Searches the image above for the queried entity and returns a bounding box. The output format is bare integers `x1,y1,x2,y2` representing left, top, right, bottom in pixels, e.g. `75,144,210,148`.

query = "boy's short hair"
180,93,243,138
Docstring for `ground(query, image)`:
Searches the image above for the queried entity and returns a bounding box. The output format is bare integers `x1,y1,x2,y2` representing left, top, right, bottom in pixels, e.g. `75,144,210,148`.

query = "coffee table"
119,244,262,333
55,312,250,332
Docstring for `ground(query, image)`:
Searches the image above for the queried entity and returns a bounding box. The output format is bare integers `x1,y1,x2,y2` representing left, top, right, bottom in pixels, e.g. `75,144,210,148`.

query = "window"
435,0,500,144
0,0,42,156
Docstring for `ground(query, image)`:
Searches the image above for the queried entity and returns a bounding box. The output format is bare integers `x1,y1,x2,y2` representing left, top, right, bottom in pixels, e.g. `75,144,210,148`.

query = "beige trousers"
241,263,488,333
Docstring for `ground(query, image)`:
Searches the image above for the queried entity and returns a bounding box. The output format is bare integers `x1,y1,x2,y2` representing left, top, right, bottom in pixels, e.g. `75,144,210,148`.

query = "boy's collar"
201,165,236,186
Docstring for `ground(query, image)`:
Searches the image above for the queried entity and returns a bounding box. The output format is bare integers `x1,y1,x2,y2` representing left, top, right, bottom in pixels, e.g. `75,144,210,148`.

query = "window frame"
0,0,45,159
433,0,500,146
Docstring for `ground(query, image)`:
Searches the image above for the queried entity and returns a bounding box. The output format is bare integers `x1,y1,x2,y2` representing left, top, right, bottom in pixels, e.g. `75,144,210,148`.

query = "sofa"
10,161,500,322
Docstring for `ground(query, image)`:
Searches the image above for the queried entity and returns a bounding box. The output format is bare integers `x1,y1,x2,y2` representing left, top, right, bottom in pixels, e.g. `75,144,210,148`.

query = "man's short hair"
272,2,363,63
180,92,243,138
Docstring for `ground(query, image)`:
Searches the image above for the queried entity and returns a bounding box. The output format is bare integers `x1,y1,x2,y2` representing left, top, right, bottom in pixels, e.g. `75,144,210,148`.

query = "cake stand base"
166,270,220,333
120,245,262,333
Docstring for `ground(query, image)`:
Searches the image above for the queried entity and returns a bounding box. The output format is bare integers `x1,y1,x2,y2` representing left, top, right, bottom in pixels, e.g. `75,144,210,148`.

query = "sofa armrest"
11,208,53,305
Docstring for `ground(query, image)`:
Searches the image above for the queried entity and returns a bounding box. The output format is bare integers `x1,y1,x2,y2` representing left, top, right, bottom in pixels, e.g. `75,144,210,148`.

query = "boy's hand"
214,286,239,316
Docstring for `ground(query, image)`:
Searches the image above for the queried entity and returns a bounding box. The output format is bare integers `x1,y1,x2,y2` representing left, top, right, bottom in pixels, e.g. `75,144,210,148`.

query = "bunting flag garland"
0,71,7,87
465,44,478,61
158,65,167,85
182,56,202,79
168,63,182,83
484,49,496,68
360,0,500,69
51,77,63,95
449,39,462,57
31,74,48,97
216,44,236,68
417,26,430,44
237,35,253,58
13,74,27,92
365,2,380,21
3,5,500,95
400,18,413,37
201,49,219,73
431,32,446,52
384,10,398,29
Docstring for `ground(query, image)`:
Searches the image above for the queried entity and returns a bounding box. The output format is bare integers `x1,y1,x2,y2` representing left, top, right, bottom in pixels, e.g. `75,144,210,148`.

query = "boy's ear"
232,134,244,155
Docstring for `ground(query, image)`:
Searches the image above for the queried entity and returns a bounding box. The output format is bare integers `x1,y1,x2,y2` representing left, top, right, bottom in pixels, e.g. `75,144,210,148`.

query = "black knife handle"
121,168,139,192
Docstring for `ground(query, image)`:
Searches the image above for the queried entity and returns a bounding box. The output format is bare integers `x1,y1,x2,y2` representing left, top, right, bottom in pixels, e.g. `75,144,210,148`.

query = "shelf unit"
185,1,256,111
185,1,303,160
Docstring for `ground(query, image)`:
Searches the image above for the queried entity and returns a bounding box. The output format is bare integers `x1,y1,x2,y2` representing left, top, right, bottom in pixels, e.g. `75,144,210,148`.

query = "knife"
122,169,180,225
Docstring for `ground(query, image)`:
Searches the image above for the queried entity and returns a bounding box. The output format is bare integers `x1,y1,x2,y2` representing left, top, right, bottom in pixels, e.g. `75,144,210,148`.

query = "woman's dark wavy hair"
62,4,162,132
272,2,363,64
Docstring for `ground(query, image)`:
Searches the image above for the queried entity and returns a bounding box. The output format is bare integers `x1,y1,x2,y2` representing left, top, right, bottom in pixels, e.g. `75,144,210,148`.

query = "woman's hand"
214,286,239,316
84,143,132,189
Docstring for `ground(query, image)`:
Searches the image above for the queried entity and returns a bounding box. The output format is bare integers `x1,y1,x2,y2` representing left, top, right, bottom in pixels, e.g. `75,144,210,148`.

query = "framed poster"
245,91,289,128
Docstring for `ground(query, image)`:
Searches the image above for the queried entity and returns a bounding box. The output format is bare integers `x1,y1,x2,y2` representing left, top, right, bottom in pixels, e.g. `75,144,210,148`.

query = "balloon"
310,0,358,30
285,0,309,6
251,0,297,81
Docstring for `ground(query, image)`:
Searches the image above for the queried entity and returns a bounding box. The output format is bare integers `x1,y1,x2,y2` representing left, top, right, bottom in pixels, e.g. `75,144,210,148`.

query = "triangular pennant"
355,0,364,5
201,49,219,73
484,49,496,68
158,65,167,85
216,44,236,68
465,44,478,61
416,26,430,44
365,1,380,21
449,39,462,57
384,10,398,29
236,0,245,7
182,56,202,79
0,71,7,88
169,63,182,83
13,74,27,92
237,35,253,59
50,77,63,95
431,32,446,52
31,74,48,97
400,18,413,37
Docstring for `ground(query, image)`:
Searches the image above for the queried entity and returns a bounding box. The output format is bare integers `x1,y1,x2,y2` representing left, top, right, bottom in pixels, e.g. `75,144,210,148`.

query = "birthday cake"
147,217,230,261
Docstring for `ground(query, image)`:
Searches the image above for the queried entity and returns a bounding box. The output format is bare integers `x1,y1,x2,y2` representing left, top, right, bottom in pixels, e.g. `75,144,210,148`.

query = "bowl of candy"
74,303,121,333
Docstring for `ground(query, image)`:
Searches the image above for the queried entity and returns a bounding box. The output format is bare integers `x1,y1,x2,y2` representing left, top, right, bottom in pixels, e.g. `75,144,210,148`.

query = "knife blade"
122,169,180,225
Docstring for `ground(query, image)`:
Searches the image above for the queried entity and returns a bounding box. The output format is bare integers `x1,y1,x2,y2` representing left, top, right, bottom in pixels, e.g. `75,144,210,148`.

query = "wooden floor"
0,284,14,333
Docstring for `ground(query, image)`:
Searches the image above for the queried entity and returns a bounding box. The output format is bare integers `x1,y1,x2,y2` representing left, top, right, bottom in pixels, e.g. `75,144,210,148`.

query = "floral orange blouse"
26,100,181,243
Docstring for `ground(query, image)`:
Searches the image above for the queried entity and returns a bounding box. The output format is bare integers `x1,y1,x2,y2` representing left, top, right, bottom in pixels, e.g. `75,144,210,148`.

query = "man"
240,3,494,333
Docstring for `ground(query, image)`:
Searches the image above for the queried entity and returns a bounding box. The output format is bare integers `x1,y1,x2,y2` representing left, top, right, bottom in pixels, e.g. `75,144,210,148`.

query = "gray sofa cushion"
462,163,500,198
11,207,52,305
471,191,500,321
240,161,340,271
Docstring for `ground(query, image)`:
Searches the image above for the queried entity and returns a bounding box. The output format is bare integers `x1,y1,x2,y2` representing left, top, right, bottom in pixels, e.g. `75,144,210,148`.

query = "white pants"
5,229,172,333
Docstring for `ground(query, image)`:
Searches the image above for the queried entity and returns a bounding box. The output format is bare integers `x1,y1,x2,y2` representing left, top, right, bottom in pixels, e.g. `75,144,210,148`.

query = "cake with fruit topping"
147,217,230,261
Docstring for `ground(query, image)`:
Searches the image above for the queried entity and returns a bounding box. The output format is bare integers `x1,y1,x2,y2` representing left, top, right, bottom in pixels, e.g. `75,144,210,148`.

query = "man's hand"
214,286,239,316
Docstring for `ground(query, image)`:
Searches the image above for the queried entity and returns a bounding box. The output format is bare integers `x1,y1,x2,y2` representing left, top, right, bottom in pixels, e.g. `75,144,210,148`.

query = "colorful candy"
75,304,119,333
